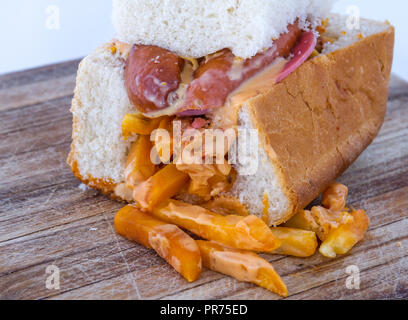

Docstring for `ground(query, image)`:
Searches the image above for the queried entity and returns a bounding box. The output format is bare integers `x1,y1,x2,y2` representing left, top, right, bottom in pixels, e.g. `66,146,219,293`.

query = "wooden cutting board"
0,60,407,300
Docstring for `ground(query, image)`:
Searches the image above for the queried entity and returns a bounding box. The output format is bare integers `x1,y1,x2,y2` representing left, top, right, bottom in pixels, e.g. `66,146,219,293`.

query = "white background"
0,0,406,80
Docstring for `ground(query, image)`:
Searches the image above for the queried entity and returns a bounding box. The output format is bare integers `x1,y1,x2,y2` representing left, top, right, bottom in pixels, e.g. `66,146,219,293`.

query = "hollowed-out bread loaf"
68,15,394,225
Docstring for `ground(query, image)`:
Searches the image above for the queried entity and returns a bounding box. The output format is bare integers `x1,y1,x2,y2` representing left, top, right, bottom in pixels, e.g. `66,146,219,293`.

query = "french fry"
284,182,349,240
197,240,288,297
122,113,165,139
322,183,348,212
319,210,370,258
177,164,233,201
271,227,318,258
125,135,156,188
114,205,202,282
201,196,249,216
284,207,345,241
151,200,281,252
133,164,190,210
284,184,369,259
153,117,174,163
283,209,319,233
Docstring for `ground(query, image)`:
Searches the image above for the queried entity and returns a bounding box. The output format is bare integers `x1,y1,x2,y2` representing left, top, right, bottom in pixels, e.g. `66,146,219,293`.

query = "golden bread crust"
67,93,120,198
247,26,394,223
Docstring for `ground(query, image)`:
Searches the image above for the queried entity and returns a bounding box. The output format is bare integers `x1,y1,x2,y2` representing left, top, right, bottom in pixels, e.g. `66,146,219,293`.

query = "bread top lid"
112,0,335,59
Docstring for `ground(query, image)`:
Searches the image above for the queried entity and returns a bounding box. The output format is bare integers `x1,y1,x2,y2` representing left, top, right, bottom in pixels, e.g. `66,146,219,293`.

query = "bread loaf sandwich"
68,0,394,226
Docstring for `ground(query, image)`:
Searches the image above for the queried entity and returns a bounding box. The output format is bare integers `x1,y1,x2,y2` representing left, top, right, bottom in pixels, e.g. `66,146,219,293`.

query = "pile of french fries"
115,114,370,297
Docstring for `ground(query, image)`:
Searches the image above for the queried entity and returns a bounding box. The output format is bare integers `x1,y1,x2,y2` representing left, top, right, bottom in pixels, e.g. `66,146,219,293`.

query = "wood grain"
0,61,407,300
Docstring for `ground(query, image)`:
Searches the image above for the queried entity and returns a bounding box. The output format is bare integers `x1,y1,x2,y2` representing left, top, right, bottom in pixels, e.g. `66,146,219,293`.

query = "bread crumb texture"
68,43,134,184
112,0,335,58
229,106,290,226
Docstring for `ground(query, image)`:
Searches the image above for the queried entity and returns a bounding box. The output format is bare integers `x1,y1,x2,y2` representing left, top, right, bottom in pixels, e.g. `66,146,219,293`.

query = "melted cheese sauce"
209,249,271,282
145,61,196,118
148,231,171,259
114,183,134,202
210,57,287,129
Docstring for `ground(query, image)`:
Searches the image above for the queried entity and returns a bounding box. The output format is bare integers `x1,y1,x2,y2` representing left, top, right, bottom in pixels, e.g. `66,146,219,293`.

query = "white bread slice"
68,15,394,225
112,0,335,59
68,44,135,194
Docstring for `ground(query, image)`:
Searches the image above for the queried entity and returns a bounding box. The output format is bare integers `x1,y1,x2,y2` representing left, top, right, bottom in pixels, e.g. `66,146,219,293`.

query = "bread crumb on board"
78,183,91,192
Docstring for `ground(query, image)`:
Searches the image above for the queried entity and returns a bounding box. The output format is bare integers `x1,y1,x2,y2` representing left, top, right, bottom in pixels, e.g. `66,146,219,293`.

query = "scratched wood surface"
0,60,407,300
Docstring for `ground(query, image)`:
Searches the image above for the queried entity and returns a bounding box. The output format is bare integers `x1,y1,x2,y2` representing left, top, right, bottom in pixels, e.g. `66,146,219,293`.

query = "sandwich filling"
112,20,335,208
122,22,318,118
